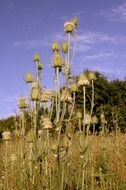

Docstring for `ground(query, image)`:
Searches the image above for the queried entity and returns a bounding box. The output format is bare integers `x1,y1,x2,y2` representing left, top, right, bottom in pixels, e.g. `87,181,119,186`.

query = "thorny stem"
67,32,71,67
70,29,77,66
56,67,60,123
83,86,86,133
90,80,94,118
68,92,75,122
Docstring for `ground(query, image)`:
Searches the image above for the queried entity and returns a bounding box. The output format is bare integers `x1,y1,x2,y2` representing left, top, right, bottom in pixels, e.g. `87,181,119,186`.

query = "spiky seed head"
2,131,11,141
51,41,60,52
76,111,82,119
71,16,78,27
51,90,56,98
41,117,53,129
18,97,27,109
60,89,72,103
25,72,32,83
78,73,90,86
52,53,63,68
39,90,50,102
87,72,96,81
64,21,75,33
31,85,40,101
33,53,40,63
91,115,98,124
84,113,91,125
61,41,68,53
71,83,78,92
37,63,43,70
62,65,70,76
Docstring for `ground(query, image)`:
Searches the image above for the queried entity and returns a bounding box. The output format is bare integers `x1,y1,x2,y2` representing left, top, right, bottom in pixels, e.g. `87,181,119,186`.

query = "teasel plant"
51,42,63,123
77,73,90,134
2,131,11,190
17,97,27,186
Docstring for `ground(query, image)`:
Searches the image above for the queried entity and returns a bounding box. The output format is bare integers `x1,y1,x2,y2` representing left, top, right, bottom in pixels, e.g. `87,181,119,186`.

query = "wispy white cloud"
101,3,126,22
13,39,49,49
77,32,126,45
85,52,114,60
12,30,126,52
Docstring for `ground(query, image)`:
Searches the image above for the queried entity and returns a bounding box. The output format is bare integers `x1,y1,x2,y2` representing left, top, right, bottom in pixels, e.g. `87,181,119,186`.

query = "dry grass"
0,132,126,190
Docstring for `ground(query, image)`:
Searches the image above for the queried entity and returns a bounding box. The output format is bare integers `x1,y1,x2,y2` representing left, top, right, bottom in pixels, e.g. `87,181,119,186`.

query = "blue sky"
0,0,126,118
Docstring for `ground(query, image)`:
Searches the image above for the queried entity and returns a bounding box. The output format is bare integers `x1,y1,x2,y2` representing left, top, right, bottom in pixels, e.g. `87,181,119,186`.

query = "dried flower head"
2,131,11,141
64,21,75,33
18,97,27,109
51,41,60,52
71,16,78,28
33,53,40,63
61,41,68,53
25,72,32,83
78,73,90,86
52,53,63,68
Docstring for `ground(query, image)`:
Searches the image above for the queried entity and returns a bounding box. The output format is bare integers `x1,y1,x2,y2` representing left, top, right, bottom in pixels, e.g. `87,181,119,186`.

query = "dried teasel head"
76,111,82,119
18,97,27,109
61,41,68,54
51,90,56,99
41,116,53,130
37,63,43,70
2,131,11,141
60,89,72,103
71,16,78,28
52,53,63,69
62,65,70,77
31,81,40,101
87,71,96,81
33,53,40,63
91,115,98,124
77,73,90,87
64,21,75,33
51,41,60,52
39,90,50,102
83,113,91,125
71,83,78,93
25,72,32,83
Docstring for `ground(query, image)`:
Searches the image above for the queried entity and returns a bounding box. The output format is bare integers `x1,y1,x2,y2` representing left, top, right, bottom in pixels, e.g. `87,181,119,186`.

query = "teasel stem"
70,29,77,66
83,86,86,133
68,92,75,122
56,67,60,123
61,162,65,190
29,142,33,181
90,80,94,118
67,32,71,67
81,160,85,190
21,109,25,137
79,118,82,133
60,102,67,121
49,99,54,120
33,100,37,138
35,61,39,83
5,140,9,190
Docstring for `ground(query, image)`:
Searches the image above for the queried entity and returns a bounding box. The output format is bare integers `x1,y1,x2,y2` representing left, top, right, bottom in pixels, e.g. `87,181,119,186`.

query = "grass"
0,132,126,190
